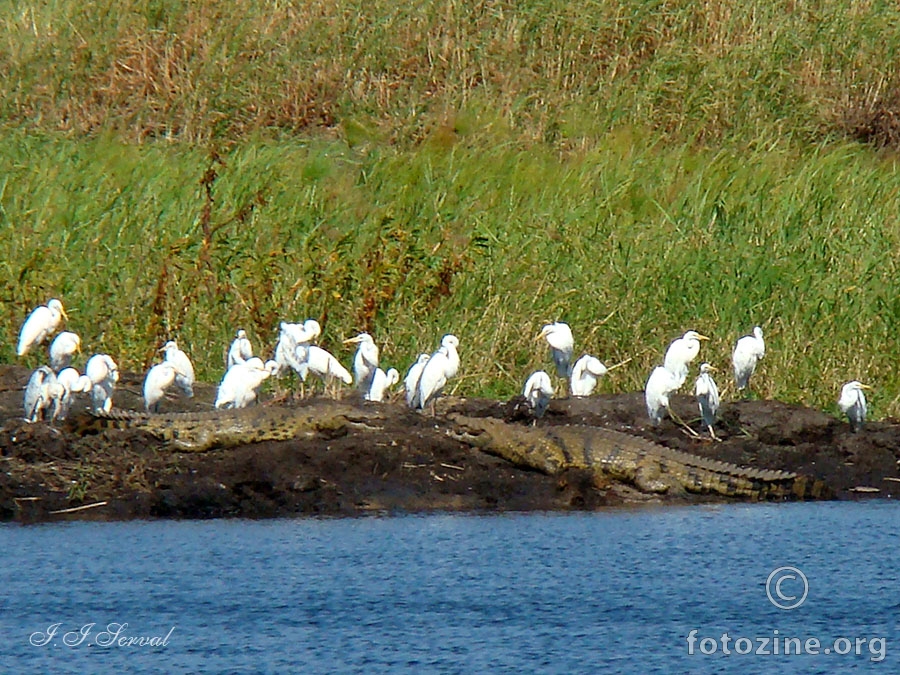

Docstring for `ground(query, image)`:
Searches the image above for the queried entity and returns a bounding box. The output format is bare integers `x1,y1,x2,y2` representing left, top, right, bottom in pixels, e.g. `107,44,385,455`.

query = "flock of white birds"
524,321,869,436
14,298,461,423
13,299,870,434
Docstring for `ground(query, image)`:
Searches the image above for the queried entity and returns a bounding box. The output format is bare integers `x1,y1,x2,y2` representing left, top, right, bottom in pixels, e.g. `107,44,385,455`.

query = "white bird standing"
23,366,64,423
838,381,870,432
732,326,766,392
536,322,574,378
85,353,119,414
161,340,195,397
17,298,67,356
226,329,254,369
344,332,380,392
569,355,608,397
644,365,683,425
56,367,93,420
523,370,554,419
404,354,431,408
274,319,321,380
366,367,400,403
694,363,721,439
414,334,460,414
663,330,709,386
215,358,278,409
143,362,179,412
48,331,81,371
294,344,352,396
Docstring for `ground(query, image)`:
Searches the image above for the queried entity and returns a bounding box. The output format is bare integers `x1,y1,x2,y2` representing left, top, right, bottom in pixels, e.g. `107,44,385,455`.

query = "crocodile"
74,403,829,500
445,414,830,500
77,404,386,452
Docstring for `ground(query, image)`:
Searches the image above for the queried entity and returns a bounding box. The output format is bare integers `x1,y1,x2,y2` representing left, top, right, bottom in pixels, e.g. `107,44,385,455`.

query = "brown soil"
0,365,897,522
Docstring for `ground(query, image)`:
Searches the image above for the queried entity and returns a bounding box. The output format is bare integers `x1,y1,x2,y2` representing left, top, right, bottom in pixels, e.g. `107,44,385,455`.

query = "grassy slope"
2,1,900,415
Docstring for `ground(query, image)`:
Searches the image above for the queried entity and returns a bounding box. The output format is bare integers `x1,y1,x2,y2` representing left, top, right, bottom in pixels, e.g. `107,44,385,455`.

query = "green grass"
1,1,900,418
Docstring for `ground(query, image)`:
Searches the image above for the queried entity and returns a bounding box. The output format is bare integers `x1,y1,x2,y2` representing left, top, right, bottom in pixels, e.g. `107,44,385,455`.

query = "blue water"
1,502,897,673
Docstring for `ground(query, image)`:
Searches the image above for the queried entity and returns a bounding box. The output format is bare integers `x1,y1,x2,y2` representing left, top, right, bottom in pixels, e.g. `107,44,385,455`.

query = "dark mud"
0,365,897,522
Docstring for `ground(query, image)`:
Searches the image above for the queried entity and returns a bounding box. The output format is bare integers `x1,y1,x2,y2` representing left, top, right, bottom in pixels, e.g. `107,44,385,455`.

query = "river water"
1,502,896,673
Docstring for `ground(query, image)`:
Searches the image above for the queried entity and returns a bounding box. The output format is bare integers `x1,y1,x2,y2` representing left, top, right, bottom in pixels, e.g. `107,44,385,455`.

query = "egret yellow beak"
697,334,710,341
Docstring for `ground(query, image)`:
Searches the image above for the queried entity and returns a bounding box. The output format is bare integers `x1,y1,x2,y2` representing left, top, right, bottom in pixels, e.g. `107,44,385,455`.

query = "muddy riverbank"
0,365,896,522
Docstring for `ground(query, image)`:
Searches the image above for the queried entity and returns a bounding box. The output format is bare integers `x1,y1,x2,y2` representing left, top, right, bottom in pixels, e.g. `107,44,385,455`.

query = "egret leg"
666,404,700,438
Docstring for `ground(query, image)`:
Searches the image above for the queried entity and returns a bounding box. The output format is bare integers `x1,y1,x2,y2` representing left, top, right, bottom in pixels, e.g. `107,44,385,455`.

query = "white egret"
85,353,119,414
226,329,254,369
17,298,67,356
732,326,765,392
215,358,278,409
273,319,321,379
523,370,554,419
663,330,709,386
23,366,63,423
143,362,179,413
161,340,195,398
273,323,302,377
413,334,460,414
569,355,608,397
49,331,81,371
644,365,683,425
344,332,380,392
838,381,870,432
404,354,431,408
536,322,574,378
56,367,92,420
694,363,721,439
294,344,352,396
366,367,400,403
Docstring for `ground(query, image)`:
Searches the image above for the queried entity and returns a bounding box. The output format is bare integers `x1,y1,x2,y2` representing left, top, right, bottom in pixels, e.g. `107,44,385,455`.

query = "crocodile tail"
786,475,834,500
66,409,148,434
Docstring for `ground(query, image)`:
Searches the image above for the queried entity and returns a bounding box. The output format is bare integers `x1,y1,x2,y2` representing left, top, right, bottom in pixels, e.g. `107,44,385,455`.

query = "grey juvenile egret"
838,381,870,432
569,355,608,397
366,367,400,402
49,331,81,371
732,326,765,392
294,344,352,396
161,340,195,398
56,367,92,420
226,329,254,369
143,362,179,412
215,358,278,409
404,354,431,408
17,298,67,356
536,322,574,378
344,332,380,392
85,353,119,414
413,334,460,414
663,330,709,386
694,363,720,439
23,366,63,423
523,370,554,419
